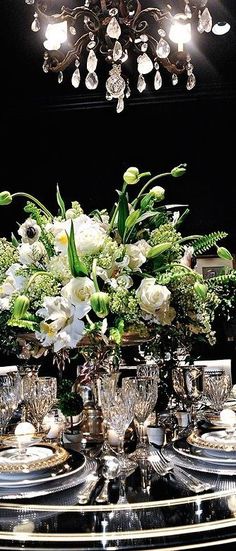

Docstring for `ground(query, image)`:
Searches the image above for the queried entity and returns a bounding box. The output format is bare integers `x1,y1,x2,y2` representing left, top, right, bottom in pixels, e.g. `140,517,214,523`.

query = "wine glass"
172,365,204,427
23,377,57,432
203,370,232,414
0,373,21,439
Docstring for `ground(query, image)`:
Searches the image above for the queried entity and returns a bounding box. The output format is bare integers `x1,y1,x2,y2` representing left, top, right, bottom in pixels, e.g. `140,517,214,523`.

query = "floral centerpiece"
0,165,232,375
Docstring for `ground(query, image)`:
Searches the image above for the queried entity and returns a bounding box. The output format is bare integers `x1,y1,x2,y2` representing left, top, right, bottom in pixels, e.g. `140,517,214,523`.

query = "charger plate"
166,439,236,475
0,442,70,477
0,455,95,500
0,448,85,487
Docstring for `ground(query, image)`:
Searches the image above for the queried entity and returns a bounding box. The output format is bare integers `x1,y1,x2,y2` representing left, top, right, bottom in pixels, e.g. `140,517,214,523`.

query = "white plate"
0,450,86,487
173,439,236,467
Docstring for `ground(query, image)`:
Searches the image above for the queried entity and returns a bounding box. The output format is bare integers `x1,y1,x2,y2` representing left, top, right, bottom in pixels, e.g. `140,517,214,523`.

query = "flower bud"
171,164,187,178
13,295,30,319
150,185,165,201
0,191,12,206
194,281,208,300
123,167,139,185
217,247,233,261
90,292,110,318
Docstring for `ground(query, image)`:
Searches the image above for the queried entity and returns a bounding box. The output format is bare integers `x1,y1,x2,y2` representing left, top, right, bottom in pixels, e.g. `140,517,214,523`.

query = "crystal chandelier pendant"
137,74,146,93
199,7,212,33
31,13,40,32
116,95,124,113
113,41,123,62
85,72,99,89
71,59,81,88
87,50,98,73
25,0,35,4
184,1,192,19
154,70,162,90
137,54,153,75
107,13,121,40
42,53,49,74
172,73,178,86
58,71,63,84
105,65,126,98
156,38,170,59
186,73,196,90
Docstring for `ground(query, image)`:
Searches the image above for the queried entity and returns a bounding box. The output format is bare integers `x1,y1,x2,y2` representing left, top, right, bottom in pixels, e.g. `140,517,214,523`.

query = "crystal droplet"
42,60,49,73
106,71,126,98
71,68,81,88
172,73,178,85
107,17,121,39
85,72,99,90
200,7,212,32
125,83,131,98
186,73,196,90
154,70,162,90
109,8,118,16
58,71,63,84
113,41,123,61
25,0,35,4
116,96,124,113
158,29,166,37
141,43,148,52
137,74,146,93
140,34,148,42
156,38,170,59
31,15,40,32
106,92,112,101
87,50,97,72
185,4,192,19
137,53,153,75
154,61,160,70
197,17,204,33
70,26,76,35
75,58,80,68
87,40,96,49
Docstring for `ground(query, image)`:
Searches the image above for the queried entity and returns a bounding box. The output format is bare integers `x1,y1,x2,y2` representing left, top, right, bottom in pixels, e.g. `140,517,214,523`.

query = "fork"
148,447,213,494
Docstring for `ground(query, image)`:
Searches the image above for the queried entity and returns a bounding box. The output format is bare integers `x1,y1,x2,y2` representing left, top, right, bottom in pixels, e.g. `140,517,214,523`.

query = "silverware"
76,475,99,504
96,455,120,504
148,446,213,493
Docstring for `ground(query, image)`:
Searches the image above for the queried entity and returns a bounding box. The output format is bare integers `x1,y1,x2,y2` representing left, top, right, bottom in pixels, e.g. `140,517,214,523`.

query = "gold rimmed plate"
187,430,236,458
0,440,70,478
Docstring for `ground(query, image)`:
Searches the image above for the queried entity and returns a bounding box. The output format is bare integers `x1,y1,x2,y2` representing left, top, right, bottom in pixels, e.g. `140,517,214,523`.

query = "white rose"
62,277,95,318
126,240,151,271
76,223,106,256
136,278,171,315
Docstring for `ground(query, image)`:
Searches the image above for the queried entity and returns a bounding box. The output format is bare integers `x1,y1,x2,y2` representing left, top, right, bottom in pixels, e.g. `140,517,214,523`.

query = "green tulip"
123,167,140,185
0,191,12,206
194,281,208,300
150,185,165,201
217,247,233,261
90,292,110,318
13,295,30,319
171,164,187,178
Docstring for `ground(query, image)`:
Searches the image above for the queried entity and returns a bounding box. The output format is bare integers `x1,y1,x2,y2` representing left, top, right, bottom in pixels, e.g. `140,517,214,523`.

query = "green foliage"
67,221,88,277
0,238,19,283
192,232,228,254
57,379,83,418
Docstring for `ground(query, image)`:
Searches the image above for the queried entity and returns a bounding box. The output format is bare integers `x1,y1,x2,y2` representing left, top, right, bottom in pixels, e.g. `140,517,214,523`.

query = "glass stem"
137,422,148,445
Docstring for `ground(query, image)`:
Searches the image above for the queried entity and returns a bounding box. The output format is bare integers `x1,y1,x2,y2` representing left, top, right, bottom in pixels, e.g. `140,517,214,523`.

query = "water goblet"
203,370,232,414
171,365,204,427
23,376,57,432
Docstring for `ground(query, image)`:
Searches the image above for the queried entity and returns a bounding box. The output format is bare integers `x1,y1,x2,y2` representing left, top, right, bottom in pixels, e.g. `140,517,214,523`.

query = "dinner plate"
0,456,96,500
0,448,85,487
166,439,236,475
173,438,236,466
187,430,236,458
0,442,70,479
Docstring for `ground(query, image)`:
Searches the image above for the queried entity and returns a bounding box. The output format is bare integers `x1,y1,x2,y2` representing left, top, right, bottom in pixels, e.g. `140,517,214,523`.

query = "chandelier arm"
132,7,170,27
35,3,100,31
48,34,92,72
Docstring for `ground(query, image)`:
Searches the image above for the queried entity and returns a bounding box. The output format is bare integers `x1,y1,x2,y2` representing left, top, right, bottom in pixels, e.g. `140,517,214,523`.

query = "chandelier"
25,1,214,112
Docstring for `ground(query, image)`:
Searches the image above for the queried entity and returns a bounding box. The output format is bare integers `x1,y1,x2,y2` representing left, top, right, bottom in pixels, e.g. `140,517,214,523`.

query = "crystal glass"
105,385,137,472
172,365,204,426
203,370,232,414
23,376,57,432
0,373,21,437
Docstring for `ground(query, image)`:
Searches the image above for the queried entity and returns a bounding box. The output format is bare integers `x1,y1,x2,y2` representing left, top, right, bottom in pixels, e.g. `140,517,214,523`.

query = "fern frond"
208,272,236,287
192,232,228,254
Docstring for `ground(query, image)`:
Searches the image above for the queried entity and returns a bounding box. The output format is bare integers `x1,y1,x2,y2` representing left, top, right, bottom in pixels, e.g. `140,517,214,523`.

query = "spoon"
96,455,120,503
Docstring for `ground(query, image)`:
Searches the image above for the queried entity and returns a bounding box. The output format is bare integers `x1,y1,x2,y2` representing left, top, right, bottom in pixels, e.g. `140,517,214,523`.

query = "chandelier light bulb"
169,14,191,52
45,22,68,46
